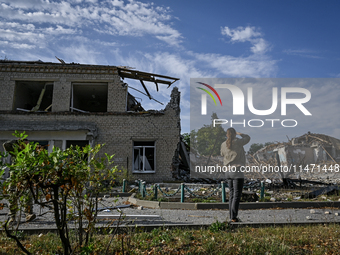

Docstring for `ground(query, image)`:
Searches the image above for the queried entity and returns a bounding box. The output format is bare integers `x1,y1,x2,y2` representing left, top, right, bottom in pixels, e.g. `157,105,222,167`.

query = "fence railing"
121,179,266,203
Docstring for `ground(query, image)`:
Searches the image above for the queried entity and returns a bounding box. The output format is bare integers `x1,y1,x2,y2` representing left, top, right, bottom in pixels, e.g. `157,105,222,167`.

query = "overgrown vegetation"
0,131,119,255
1,224,340,254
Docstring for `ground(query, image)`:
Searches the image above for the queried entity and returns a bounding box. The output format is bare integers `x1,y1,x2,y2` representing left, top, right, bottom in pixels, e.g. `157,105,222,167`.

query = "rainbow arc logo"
196,82,223,106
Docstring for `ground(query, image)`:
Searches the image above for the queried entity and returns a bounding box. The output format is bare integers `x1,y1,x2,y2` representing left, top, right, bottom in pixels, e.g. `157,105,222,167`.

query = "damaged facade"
0,60,180,182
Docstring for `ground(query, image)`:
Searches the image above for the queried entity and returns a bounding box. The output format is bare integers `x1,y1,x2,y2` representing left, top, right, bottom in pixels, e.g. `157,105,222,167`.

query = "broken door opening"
71,83,108,112
13,81,53,112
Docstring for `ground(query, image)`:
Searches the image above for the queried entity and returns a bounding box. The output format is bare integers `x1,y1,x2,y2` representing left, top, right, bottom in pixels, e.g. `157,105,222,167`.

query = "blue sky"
1,0,340,143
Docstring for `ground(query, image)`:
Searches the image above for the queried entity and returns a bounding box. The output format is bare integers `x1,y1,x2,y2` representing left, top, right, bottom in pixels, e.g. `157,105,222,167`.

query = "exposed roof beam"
127,86,164,105
139,79,152,100
154,81,159,92
117,68,179,88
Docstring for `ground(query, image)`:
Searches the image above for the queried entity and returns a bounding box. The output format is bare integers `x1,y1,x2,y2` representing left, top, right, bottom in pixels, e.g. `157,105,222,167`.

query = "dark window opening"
13,81,53,112
133,141,155,172
66,140,89,149
32,140,49,150
71,83,108,112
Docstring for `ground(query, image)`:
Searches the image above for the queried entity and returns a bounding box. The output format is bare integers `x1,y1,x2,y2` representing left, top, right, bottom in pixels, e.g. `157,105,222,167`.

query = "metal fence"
122,179,265,203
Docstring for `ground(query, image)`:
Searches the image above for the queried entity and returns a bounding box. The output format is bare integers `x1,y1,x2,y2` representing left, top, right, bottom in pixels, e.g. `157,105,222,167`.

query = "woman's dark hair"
226,128,236,149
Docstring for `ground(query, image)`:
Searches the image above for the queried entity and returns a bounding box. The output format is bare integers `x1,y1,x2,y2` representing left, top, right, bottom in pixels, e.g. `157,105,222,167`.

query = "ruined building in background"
251,132,340,181
0,60,180,182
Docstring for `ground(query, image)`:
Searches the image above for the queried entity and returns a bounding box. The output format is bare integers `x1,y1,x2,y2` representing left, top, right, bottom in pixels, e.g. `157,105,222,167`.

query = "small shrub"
209,220,226,232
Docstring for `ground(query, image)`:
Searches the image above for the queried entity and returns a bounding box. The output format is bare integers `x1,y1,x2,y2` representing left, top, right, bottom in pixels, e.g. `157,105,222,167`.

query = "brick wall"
0,109,180,182
0,76,15,111
107,76,127,112
52,77,71,112
0,65,180,183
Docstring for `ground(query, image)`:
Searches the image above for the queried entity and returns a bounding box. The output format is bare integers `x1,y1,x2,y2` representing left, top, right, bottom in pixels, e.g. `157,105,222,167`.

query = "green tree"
191,113,226,156
0,131,118,255
248,142,274,155
182,132,190,148
248,143,264,155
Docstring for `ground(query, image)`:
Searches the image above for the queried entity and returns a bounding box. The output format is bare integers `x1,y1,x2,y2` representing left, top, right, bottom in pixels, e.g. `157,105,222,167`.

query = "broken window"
133,141,155,172
71,83,108,112
13,81,53,112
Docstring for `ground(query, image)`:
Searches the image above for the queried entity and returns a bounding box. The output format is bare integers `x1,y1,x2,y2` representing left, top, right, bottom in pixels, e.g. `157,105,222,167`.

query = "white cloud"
221,26,270,54
0,21,35,31
61,44,102,65
0,40,36,49
110,0,125,8
44,25,78,35
251,38,270,54
221,26,262,42
0,28,45,44
191,52,277,77
1,0,44,9
0,0,182,46
156,34,182,47
0,22,79,51
283,49,323,59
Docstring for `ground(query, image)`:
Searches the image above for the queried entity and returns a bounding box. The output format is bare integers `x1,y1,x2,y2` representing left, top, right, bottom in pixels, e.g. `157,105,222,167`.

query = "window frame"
70,82,108,113
132,141,156,173
13,81,54,112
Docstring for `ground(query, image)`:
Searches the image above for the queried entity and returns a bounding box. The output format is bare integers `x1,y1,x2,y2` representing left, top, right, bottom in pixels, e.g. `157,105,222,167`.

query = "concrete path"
1,197,340,233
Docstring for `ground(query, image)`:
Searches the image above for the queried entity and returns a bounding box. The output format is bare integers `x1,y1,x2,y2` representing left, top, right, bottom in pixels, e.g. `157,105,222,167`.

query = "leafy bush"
0,131,119,255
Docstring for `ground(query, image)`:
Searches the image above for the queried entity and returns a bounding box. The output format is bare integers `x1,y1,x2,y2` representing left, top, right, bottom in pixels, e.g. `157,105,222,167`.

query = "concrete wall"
0,64,180,182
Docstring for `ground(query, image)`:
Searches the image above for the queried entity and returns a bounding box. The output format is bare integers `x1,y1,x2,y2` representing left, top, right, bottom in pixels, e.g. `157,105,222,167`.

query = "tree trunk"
52,186,72,255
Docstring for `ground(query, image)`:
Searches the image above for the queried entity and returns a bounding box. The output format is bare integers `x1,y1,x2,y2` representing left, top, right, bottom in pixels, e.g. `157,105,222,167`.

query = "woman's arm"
236,132,250,145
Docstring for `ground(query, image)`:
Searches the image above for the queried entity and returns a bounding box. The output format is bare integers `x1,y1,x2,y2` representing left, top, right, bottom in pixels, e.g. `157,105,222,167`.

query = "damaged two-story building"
0,60,181,183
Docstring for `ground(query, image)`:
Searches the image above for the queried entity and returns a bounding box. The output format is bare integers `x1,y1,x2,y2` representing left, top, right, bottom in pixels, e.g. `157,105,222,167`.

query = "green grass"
1,224,340,254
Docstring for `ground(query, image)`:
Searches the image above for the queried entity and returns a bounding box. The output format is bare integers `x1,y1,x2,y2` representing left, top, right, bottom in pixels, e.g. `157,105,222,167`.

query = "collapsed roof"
0,59,179,112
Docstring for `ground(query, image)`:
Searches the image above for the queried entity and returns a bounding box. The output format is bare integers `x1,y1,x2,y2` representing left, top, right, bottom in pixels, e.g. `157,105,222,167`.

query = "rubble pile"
252,132,340,183
174,132,340,186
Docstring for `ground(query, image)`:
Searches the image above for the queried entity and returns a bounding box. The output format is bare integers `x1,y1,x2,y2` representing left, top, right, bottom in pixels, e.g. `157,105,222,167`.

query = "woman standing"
220,128,250,222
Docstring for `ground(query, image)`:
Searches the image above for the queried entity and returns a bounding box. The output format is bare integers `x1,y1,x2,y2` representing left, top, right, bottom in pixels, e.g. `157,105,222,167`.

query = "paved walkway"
1,197,340,232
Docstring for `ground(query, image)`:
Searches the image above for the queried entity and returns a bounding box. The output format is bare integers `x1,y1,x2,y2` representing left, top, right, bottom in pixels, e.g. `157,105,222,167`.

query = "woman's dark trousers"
228,178,244,220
